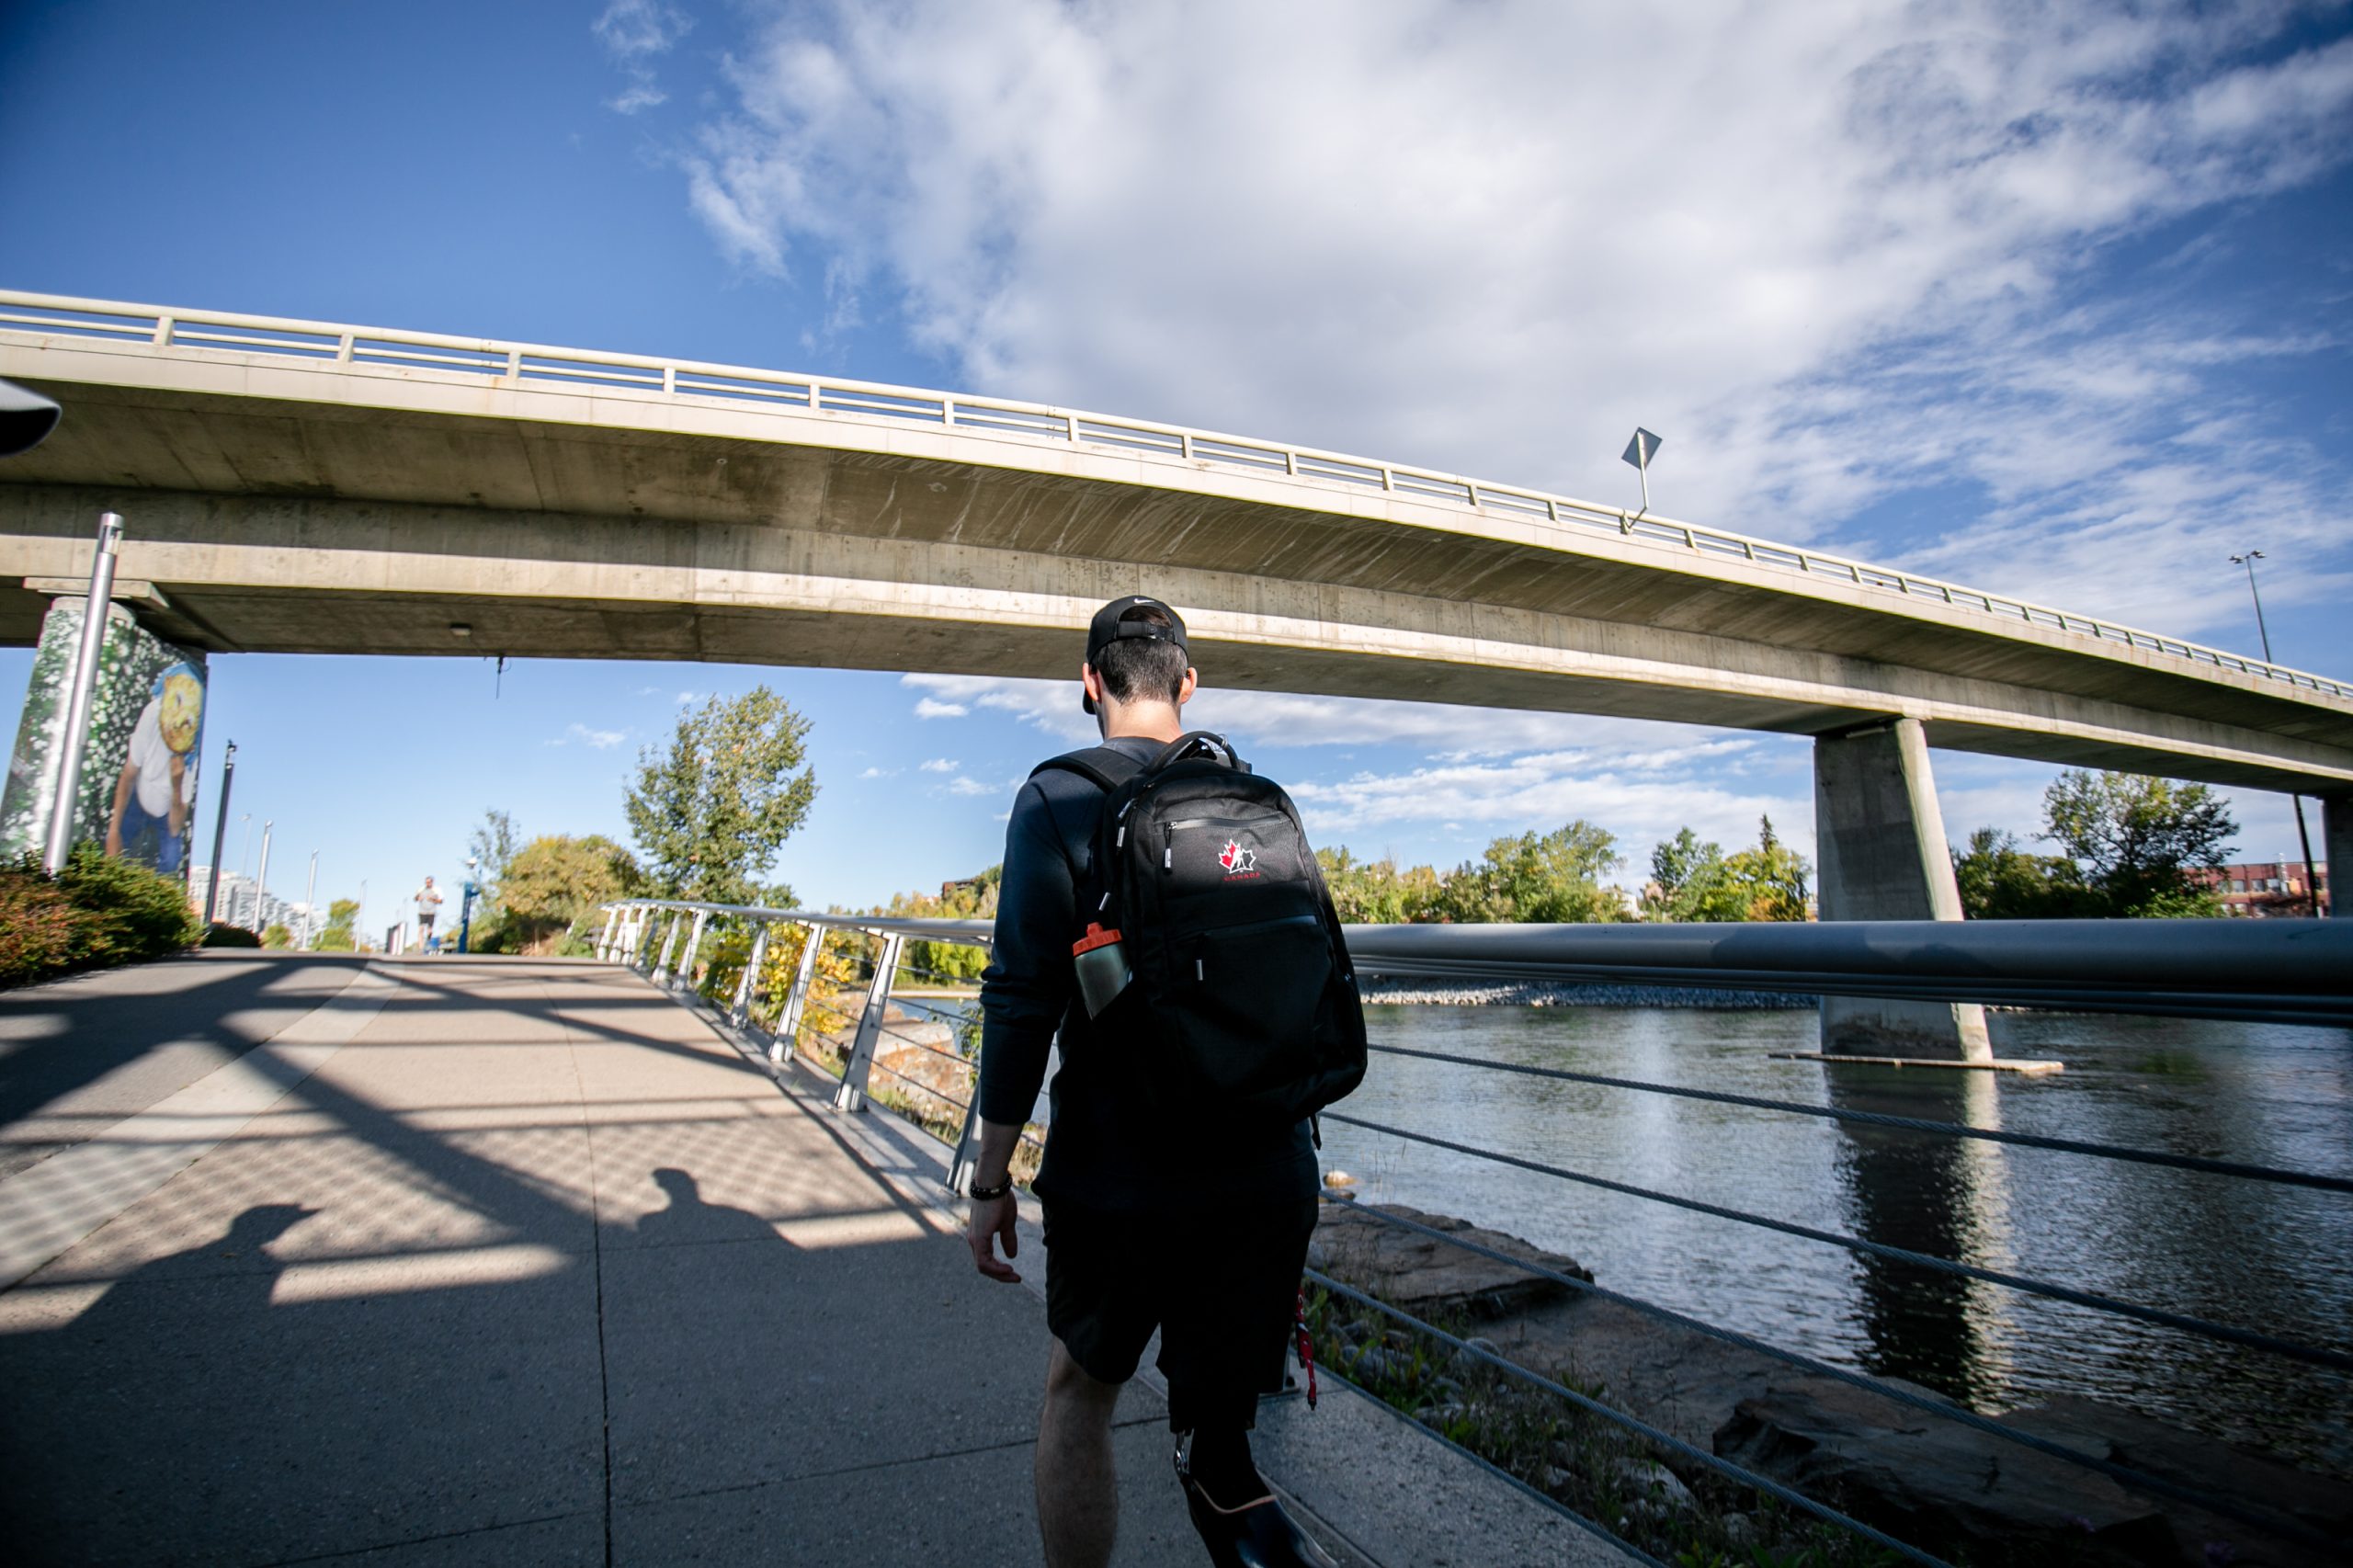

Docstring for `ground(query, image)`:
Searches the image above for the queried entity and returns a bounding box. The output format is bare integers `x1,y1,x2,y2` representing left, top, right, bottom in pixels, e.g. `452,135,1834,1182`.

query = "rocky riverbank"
1358,978,1815,1008
1308,1199,2347,1567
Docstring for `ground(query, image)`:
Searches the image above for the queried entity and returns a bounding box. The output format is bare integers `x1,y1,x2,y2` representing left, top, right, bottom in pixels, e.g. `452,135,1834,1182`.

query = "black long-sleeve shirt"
977,736,1315,1215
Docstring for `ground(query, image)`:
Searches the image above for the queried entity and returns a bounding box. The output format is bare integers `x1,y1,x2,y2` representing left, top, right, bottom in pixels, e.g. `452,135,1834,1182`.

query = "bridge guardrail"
597,896,2349,1566
5,288,2347,704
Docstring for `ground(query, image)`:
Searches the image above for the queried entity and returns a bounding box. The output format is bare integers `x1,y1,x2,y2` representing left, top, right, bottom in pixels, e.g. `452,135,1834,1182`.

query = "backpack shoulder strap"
1029,745,1147,795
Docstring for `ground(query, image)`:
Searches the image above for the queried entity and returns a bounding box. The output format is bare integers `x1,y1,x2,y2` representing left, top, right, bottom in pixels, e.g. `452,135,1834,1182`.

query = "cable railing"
598,898,2351,1562
6,287,2348,704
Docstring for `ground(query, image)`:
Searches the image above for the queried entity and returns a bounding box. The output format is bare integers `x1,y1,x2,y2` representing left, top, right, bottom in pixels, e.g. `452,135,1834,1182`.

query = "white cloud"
919,756,960,772
1290,750,1812,876
675,690,701,706
947,775,1005,797
548,722,629,749
594,0,693,116
856,765,902,779
913,697,969,719
678,0,2353,650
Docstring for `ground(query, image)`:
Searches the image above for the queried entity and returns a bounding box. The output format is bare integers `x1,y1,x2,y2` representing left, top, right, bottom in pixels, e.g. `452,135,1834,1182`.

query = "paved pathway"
0,954,1630,1568
0,955,1205,1566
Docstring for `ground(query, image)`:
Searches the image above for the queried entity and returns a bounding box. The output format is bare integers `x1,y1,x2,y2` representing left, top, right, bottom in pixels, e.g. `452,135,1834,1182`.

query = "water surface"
1316,1005,2353,1472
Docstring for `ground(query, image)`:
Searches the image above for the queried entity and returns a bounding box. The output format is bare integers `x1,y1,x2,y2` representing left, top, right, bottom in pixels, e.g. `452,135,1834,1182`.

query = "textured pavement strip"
0,962,399,1290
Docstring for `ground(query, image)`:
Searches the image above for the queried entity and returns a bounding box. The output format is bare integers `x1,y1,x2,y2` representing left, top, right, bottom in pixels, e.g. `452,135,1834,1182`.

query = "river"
1315,1004,2353,1476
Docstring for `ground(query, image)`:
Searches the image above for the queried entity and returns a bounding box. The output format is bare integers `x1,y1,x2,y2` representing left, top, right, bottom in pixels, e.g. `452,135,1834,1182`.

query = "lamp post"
2232,551,2321,915
255,820,274,935
457,856,481,954
200,741,236,926
41,513,124,872
302,851,319,949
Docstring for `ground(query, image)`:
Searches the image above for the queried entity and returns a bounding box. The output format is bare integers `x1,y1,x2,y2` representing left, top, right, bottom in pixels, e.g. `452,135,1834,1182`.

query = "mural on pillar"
0,599,210,879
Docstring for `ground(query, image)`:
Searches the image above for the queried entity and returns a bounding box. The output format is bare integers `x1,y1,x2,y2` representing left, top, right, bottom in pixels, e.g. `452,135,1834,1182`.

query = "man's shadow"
631,1167,790,1249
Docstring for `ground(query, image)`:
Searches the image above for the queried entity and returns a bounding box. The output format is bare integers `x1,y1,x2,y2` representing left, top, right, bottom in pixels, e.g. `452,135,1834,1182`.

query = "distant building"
2185,860,2330,917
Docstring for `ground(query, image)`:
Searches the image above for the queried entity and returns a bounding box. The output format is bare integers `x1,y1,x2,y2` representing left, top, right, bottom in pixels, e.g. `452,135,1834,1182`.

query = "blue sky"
3,0,2349,918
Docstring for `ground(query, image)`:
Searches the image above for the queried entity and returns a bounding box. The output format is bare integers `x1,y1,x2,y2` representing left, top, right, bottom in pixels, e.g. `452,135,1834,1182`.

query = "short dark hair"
1093,603,1188,706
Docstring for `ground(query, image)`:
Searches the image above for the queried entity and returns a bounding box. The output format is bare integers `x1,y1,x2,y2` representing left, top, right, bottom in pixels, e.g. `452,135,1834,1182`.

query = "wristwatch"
969,1176,1014,1201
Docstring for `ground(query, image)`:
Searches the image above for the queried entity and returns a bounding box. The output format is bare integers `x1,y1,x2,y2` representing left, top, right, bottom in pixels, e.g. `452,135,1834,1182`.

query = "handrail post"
772,920,825,1064
833,931,904,1113
653,912,684,983
947,1096,986,1198
596,906,619,962
733,920,772,1028
676,909,710,990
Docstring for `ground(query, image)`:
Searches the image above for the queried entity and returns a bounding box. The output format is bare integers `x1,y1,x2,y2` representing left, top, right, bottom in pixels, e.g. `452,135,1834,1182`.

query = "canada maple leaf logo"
1219,839,1256,874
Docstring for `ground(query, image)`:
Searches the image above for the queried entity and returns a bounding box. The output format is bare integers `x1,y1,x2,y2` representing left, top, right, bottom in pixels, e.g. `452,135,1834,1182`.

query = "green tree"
1642,827,1728,920
1433,822,1626,923
624,687,818,905
469,809,519,920
1717,815,1812,922
1951,827,2084,919
261,923,292,949
881,866,1001,983
2040,769,2234,916
1315,847,1445,924
314,897,360,951
500,834,646,952
1642,818,1810,921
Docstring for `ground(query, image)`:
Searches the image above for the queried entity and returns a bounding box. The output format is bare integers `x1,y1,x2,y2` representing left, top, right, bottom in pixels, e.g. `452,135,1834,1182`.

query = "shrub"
204,922,264,949
56,845,203,967
261,923,292,949
0,848,201,989
0,859,80,987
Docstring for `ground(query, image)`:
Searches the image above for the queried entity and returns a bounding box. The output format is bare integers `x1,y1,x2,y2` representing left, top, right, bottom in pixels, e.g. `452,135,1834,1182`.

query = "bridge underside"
3,369,2351,795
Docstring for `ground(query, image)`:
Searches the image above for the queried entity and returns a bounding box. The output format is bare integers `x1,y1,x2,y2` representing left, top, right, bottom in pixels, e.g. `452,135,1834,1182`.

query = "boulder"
1313,1202,1589,1323
1713,1378,2347,1567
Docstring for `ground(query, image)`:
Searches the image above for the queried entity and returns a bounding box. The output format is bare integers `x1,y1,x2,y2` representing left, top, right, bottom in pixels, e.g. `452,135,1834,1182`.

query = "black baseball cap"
1083,596,1188,715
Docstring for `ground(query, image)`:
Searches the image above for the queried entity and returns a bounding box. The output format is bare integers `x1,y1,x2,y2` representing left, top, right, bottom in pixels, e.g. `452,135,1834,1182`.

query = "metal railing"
598,897,2351,1564
6,287,2347,703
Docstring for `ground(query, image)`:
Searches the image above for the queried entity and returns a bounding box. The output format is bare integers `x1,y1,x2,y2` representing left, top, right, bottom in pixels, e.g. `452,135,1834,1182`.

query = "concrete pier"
1813,720,1991,1060
2327,794,2350,917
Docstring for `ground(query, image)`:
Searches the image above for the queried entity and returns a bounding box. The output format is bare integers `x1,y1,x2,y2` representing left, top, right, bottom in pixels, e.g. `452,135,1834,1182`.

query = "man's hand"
967,1192,1021,1283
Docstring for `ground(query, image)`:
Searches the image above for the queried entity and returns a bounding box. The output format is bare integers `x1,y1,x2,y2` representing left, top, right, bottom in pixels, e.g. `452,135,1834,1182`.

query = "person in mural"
105,662,203,873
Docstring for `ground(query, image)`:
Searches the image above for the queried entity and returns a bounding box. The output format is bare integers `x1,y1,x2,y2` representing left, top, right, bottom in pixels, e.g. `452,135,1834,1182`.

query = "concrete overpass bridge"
2,289,2348,1049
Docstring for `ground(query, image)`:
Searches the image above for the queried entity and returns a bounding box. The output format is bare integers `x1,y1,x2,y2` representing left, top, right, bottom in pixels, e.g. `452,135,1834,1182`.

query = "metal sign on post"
1621,428,1663,518
41,513,124,871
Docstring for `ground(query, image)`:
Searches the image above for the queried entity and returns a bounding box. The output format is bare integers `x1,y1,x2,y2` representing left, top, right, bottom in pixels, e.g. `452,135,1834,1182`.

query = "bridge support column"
2325,795,2351,918
1814,720,1990,1061
595,907,619,961
653,913,683,983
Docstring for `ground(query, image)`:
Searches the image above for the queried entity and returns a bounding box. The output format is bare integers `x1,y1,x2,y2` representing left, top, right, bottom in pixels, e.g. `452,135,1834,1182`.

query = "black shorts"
1043,1197,1318,1433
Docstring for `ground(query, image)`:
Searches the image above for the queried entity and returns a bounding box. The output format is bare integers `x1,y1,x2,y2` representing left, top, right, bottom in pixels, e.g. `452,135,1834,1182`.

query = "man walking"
967,597,1336,1568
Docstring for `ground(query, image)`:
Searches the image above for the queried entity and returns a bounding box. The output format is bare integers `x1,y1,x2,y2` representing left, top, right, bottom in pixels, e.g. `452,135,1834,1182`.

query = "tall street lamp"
2232,551,2321,915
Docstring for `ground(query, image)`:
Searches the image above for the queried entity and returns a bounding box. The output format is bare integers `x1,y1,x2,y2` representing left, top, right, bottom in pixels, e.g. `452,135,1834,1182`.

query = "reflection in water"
1827,1067,2012,1408
1300,1004,2353,1474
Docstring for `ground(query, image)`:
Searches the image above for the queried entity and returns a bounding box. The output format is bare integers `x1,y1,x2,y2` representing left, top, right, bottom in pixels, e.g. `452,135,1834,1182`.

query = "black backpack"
1035,731,1368,1129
